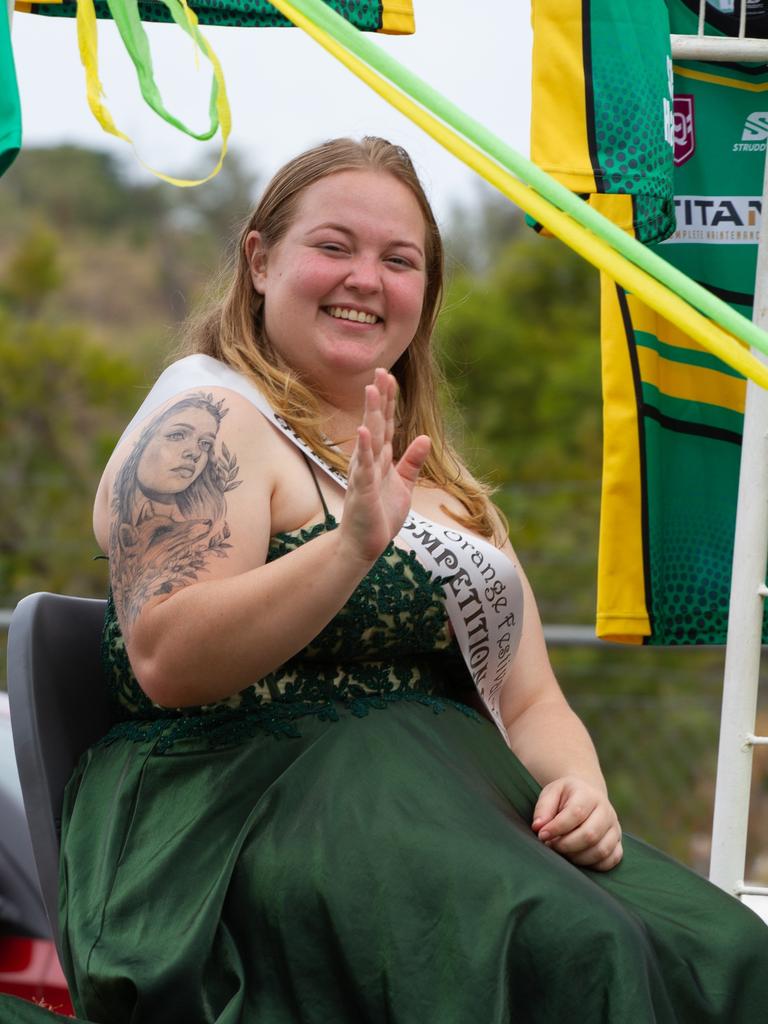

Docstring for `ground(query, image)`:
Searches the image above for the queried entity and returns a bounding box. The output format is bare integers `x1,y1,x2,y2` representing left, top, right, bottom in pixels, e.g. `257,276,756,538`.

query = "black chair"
7,593,111,958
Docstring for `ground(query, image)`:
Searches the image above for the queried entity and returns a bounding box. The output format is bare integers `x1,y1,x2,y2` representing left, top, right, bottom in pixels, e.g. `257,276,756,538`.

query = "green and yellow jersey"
532,0,768,644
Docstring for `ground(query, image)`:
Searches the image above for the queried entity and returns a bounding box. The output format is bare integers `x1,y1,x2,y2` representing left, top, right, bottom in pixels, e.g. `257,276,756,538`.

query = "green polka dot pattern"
642,418,768,646
588,1,675,243
25,0,383,30
648,508,735,645
591,52,675,243
634,194,676,246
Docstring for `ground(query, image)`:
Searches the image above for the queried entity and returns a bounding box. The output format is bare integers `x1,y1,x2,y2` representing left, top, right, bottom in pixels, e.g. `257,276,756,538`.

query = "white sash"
119,355,524,743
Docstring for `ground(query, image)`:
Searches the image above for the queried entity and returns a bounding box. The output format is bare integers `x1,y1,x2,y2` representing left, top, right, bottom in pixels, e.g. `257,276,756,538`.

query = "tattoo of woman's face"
109,394,242,630
136,407,218,501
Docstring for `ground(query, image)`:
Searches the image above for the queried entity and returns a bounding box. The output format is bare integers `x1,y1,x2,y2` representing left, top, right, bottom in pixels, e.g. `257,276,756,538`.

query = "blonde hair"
180,137,501,541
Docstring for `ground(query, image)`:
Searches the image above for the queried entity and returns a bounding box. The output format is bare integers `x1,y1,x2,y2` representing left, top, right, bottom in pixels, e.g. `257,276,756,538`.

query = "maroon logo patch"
674,95,695,167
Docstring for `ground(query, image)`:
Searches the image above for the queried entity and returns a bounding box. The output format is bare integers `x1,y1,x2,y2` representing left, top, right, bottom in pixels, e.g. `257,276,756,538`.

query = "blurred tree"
0,146,167,239
0,230,144,603
440,207,602,622
0,145,261,339
0,224,62,316
444,181,528,275
157,151,261,323
166,148,261,244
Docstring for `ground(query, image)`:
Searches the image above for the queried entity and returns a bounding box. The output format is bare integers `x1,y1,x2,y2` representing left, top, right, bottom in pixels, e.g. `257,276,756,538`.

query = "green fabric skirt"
2,700,768,1023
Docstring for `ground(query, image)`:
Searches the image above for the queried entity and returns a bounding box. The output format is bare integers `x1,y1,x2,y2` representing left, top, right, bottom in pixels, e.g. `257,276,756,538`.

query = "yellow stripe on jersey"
626,294,730,356
674,65,768,93
596,271,649,644
380,0,414,35
530,0,597,194
635,346,746,413
593,192,649,642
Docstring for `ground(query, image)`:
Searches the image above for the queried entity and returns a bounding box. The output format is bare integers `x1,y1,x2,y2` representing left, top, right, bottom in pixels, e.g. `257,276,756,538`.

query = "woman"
3,137,767,1024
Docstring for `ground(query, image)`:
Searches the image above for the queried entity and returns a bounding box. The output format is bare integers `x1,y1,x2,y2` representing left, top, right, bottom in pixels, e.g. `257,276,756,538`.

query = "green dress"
3,516,768,1023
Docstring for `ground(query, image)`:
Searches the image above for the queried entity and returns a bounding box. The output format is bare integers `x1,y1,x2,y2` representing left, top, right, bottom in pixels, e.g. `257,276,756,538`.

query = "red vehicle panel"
0,936,74,1015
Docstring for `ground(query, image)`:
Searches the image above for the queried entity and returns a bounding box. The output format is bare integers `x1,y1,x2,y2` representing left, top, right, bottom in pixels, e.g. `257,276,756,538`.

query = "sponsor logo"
664,97,675,148
742,112,768,140
733,112,768,152
661,195,762,244
663,58,676,149
673,95,695,166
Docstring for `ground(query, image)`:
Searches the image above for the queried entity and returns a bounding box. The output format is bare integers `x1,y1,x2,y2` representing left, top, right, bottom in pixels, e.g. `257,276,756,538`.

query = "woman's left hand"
340,368,430,565
531,777,623,871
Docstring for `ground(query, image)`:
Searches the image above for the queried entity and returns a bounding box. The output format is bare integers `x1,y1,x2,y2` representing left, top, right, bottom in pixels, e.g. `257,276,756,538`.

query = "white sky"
9,0,532,221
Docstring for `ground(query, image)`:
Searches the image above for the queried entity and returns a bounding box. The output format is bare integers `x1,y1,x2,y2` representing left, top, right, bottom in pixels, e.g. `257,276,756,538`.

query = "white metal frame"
671,3,768,918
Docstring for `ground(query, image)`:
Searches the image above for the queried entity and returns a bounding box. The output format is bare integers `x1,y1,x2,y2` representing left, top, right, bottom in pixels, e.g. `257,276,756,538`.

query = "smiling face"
136,406,219,500
246,169,427,396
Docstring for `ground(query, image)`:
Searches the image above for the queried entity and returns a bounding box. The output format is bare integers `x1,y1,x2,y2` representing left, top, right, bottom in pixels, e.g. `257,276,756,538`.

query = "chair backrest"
7,592,111,955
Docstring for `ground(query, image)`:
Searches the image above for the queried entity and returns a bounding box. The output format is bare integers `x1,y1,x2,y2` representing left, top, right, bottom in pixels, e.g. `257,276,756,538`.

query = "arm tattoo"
109,393,242,631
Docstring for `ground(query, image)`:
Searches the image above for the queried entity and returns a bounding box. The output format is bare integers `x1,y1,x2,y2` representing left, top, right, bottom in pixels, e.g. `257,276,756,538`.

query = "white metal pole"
709,147,768,893
671,36,768,61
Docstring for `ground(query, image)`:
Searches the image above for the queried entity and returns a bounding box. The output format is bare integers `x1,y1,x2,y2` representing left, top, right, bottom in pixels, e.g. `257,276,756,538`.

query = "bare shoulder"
94,386,277,633
411,470,509,551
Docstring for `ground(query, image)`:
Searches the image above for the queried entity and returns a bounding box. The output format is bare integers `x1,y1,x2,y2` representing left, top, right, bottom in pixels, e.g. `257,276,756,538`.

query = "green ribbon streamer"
105,0,219,140
282,0,768,359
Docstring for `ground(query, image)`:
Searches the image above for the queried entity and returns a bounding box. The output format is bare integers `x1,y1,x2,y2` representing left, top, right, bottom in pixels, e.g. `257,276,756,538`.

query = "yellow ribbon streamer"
75,0,230,187
270,0,768,391
76,0,131,144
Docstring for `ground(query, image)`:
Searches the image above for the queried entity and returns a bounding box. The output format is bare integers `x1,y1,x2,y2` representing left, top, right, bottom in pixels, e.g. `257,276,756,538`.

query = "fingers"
382,371,396,450
348,424,375,493
571,836,624,872
362,382,384,460
349,369,429,535
536,791,597,843
533,777,623,871
591,840,624,872
547,807,622,864
532,782,565,835
396,435,431,486
363,369,396,467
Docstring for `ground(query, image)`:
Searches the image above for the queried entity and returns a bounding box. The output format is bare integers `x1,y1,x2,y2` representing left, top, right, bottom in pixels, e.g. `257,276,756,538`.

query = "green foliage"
0,219,144,604
444,184,527,275
438,234,602,481
0,146,167,238
440,202,602,622
441,207,601,486
0,145,261,350
0,224,63,315
0,305,143,600
0,146,262,610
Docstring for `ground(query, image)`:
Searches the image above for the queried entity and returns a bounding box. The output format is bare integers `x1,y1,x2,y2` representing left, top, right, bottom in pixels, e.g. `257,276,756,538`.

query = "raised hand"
340,368,431,565
532,776,623,872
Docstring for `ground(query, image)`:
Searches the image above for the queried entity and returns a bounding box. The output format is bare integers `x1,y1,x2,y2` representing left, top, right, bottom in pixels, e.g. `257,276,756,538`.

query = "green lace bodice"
100,516,479,750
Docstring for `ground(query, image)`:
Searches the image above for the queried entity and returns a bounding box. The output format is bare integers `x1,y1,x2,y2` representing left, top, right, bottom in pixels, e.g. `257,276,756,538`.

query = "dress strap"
120,354,524,745
301,452,334,524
